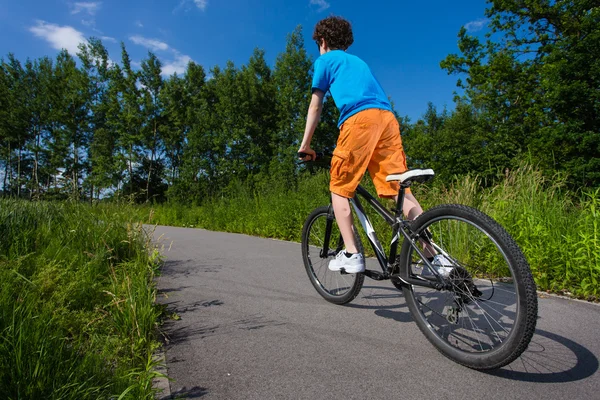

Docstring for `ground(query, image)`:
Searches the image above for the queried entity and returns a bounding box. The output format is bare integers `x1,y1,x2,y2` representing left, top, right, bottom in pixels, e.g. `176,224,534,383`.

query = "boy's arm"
298,89,326,160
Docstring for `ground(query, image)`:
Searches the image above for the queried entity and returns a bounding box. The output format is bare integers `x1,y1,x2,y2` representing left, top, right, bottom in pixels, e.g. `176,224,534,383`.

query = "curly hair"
313,16,354,51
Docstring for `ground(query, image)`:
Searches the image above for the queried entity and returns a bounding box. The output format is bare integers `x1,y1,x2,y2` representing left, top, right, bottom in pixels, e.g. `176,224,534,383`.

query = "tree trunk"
129,144,133,196
33,126,40,200
146,119,157,202
17,145,21,198
171,150,176,185
3,142,10,195
73,141,79,199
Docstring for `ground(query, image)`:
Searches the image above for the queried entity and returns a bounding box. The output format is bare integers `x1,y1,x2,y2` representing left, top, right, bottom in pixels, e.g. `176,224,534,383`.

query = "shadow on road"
351,286,598,382
487,328,599,383
161,258,224,275
346,285,414,322
163,323,222,346
162,386,209,399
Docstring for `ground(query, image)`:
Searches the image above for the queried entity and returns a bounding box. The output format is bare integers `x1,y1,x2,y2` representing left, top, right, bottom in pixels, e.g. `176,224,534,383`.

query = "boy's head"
313,16,354,51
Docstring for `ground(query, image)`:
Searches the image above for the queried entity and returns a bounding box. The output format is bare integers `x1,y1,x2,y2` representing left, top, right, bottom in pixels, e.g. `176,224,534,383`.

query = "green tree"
116,43,144,197
211,61,245,186
139,52,165,201
23,57,54,199
236,48,277,178
441,0,600,186
0,61,8,194
272,26,314,182
160,72,187,187
52,50,91,199
3,55,32,197
169,61,211,202
402,103,448,171
78,38,116,201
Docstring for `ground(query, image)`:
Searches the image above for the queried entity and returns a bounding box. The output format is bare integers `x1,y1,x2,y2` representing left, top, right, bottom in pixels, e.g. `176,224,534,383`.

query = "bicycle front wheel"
399,204,538,370
302,206,364,305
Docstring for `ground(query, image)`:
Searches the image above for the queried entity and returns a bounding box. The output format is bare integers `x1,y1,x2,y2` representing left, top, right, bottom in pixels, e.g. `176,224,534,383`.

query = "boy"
298,16,444,274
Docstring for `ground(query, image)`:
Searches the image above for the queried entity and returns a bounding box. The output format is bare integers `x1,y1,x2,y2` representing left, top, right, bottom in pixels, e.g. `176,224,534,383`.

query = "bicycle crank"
363,269,387,280
340,269,387,280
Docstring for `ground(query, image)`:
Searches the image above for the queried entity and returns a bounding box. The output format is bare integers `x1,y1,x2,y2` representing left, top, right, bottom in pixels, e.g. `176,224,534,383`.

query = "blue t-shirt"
312,50,392,127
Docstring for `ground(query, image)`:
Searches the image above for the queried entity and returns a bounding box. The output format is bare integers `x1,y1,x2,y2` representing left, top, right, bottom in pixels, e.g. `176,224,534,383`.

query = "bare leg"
399,192,423,221
331,193,359,254
395,192,435,258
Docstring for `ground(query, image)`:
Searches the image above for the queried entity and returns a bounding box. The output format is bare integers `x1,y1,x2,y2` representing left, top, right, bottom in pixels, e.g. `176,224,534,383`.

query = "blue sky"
0,0,491,122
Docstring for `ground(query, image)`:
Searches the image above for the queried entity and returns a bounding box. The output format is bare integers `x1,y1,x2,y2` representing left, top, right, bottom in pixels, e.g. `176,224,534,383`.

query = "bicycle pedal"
363,270,387,281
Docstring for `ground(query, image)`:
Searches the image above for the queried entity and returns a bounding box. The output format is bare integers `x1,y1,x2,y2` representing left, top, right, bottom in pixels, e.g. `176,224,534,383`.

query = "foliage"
2,10,598,202
0,200,163,399
0,27,327,204
432,0,600,187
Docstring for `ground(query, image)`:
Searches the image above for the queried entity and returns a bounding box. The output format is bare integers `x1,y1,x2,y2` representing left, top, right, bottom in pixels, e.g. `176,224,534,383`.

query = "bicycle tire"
302,206,365,305
399,204,538,370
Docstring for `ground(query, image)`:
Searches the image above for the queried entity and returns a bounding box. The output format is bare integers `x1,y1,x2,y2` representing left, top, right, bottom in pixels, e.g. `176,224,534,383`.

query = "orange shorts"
330,109,409,198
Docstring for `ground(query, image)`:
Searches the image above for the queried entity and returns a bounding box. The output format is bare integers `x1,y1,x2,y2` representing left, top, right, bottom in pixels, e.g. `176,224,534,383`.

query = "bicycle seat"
386,169,435,184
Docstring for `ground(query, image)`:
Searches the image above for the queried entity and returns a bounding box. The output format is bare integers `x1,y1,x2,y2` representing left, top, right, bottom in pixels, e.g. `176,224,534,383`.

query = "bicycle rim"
302,207,364,304
402,205,537,369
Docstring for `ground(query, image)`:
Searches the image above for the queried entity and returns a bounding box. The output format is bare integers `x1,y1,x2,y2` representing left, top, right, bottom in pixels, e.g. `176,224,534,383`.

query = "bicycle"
299,153,538,370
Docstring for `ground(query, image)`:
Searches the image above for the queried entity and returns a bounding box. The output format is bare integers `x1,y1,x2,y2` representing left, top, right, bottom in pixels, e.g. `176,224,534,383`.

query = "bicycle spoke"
407,210,529,357
302,208,364,302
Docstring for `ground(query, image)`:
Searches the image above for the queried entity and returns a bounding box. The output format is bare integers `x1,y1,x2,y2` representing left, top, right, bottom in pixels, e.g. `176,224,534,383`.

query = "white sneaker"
328,250,365,273
421,254,454,277
432,254,454,277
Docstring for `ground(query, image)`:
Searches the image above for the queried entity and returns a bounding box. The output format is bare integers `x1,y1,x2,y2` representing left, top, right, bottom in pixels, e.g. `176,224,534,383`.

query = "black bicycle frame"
322,183,443,290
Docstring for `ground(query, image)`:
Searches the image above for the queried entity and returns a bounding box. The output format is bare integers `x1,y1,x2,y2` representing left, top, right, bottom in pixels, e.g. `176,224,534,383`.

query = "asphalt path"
152,225,600,400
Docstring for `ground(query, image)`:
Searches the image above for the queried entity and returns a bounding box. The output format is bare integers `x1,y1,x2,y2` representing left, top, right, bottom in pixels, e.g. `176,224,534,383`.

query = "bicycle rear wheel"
399,204,538,370
302,206,364,305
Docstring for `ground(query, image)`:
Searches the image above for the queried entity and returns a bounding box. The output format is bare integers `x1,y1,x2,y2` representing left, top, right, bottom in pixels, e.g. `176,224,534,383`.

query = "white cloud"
101,36,117,43
135,20,144,28
310,0,330,12
71,3,101,29
71,2,102,16
464,18,489,32
194,0,208,11
130,35,170,51
29,20,87,55
128,35,193,76
174,0,208,13
161,54,192,76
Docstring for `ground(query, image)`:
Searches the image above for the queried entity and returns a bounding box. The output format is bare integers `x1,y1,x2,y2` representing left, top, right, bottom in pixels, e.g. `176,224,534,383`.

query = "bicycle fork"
319,206,336,259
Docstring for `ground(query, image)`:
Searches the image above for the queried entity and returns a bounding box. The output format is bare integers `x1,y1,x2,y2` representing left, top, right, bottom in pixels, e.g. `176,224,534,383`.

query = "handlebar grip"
298,152,320,161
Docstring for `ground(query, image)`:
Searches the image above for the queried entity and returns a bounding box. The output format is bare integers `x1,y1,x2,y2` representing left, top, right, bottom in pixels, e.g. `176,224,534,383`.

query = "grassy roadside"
141,164,599,301
0,200,162,399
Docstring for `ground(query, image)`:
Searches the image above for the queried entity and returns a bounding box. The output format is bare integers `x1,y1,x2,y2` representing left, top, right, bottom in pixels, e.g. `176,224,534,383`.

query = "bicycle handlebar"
297,152,332,168
297,152,322,160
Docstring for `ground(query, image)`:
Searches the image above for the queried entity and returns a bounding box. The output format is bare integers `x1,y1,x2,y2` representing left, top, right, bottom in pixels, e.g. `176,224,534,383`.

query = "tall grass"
140,164,599,300
478,165,599,299
0,200,162,399
145,171,332,242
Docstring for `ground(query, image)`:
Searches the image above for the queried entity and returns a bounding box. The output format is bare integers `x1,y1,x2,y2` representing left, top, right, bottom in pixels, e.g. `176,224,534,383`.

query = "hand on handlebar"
297,147,316,161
